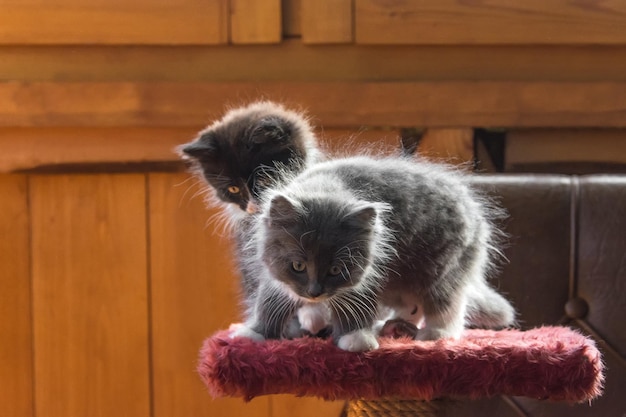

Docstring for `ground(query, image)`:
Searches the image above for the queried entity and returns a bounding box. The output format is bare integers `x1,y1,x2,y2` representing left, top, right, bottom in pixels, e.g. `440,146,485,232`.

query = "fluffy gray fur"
234,155,516,351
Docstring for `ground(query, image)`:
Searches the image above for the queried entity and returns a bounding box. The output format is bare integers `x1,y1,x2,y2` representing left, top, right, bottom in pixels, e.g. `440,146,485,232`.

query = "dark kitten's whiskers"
174,175,206,206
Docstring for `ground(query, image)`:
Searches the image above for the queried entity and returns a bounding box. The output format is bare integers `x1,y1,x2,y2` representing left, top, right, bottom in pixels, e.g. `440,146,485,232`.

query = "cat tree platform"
198,326,604,416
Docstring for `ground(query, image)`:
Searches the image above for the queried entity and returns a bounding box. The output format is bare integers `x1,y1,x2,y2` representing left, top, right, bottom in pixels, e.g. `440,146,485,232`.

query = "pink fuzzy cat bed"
198,326,603,403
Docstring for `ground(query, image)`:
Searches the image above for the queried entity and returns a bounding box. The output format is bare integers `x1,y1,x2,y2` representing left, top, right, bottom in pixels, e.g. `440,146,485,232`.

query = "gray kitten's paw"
230,325,265,342
337,329,379,352
416,326,462,341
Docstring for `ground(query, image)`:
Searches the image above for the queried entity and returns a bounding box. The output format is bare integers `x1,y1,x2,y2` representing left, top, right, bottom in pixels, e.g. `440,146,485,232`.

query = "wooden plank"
30,174,150,417
2,81,626,128
0,175,33,417
149,172,270,417
0,127,196,173
356,0,626,45
418,128,474,163
302,0,353,44
0,0,228,45
3,43,626,83
506,129,626,167
230,0,282,44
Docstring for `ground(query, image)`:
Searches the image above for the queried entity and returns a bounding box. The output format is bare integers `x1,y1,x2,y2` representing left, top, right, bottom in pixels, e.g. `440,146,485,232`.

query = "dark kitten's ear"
252,116,292,144
267,195,299,226
177,138,216,160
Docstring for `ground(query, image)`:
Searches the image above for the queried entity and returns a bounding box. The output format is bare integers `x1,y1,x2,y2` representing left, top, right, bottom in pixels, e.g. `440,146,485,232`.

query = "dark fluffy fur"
235,155,516,350
178,101,322,216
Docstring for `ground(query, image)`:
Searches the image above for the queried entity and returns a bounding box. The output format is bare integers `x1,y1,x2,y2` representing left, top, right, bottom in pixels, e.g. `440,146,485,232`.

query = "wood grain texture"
356,0,626,45
0,127,196,173
3,43,626,83
506,129,626,165
230,0,282,44
0,0,228,44
30,174,150,417
148,172,270,417
301,0,353,44
0,175,33,417
418,128,474,163
2,81,626,128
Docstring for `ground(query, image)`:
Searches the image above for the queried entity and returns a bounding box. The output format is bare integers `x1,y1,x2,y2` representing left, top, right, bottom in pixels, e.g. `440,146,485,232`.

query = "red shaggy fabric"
198,326,603,403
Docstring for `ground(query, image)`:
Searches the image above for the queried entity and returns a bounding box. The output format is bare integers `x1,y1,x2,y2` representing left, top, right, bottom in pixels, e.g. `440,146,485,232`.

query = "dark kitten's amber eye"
329,265,342,276
227,186,240,194
291,261,306,272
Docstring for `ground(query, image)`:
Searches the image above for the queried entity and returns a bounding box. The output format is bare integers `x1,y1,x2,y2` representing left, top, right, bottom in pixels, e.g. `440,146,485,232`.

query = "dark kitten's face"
181,113,306,212
262,195,377,301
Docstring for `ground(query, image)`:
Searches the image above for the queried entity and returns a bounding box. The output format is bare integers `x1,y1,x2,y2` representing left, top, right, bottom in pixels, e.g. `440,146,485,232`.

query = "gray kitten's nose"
307,282,323,298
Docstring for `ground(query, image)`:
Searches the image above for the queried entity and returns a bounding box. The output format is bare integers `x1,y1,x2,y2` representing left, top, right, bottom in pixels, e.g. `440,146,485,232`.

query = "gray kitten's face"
262,195,377,301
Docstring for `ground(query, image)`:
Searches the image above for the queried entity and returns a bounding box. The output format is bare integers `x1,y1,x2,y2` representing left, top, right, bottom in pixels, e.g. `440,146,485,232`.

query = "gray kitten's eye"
329,265,342,276
291,261,306,272
227,185,240,194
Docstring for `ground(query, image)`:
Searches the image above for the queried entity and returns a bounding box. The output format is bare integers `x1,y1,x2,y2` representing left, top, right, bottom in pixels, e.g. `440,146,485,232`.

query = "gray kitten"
232,155,516,351
178,101,331,336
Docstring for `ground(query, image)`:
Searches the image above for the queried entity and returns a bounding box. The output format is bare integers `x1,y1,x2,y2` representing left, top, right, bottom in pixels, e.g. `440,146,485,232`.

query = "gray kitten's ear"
267,195,299,225
253,116,291,144
345,203,378,227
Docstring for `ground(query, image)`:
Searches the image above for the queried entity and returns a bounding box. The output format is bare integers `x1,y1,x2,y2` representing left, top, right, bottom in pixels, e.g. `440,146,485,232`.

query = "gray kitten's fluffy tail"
465,280,517,328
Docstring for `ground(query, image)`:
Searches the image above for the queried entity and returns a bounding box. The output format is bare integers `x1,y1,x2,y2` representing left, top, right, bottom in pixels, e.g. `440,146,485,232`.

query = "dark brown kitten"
179,101,323,216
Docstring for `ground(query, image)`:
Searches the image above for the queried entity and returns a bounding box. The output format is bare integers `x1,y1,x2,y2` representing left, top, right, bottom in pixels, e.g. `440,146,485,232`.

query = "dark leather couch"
454,174,626,416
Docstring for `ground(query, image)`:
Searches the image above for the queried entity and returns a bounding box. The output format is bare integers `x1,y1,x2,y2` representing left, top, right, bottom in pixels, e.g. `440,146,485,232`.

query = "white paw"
230,325,265,342
337,329,379,352
298,303,330,335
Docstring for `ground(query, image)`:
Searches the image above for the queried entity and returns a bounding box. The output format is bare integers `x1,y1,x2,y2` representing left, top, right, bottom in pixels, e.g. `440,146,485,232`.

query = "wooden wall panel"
356,0,626,45
230,0,282,44
418,128,474,163
3,43,626,83
149,172,270,417
0,127,196,173
505,129,626,169
4,81,626,129
0,175,33,417
301,0,353,44
30,174,150,417
0,0,228,44
0,81,626,129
